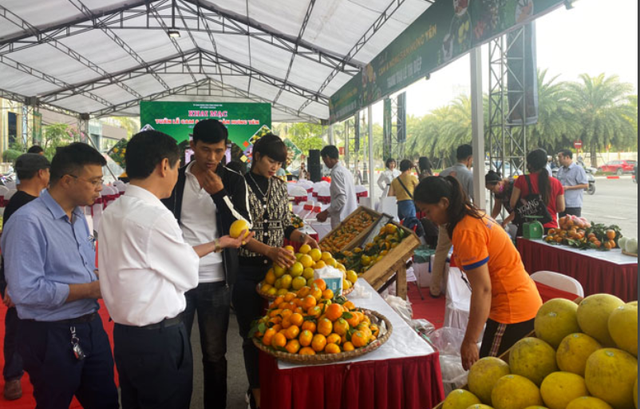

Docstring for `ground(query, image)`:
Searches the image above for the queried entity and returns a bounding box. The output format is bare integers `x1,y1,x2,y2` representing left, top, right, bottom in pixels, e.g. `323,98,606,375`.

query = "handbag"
514,175,552,225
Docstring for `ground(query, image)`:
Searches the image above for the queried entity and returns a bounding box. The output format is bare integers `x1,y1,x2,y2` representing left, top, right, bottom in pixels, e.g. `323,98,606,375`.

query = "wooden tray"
319,206,382,253
622,250,638,258
253,309,392,365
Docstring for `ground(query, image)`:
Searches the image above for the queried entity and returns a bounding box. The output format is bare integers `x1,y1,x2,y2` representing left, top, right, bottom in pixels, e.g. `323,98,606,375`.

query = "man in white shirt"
162,119,252,409
99,131,250,409
316,145,358,229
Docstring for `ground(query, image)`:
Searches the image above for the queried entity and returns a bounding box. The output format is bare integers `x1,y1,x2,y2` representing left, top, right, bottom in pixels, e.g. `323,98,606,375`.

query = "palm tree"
564,74,635,167
437,95,473,164
527,69,579,154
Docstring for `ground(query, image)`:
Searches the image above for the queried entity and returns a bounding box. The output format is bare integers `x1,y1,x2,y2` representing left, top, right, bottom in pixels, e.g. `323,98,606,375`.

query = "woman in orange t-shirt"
414,176,542,370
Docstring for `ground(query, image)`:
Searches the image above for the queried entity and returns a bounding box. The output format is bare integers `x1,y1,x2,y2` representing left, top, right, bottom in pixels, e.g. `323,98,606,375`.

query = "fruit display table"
259,280,445,409
517,238,638,302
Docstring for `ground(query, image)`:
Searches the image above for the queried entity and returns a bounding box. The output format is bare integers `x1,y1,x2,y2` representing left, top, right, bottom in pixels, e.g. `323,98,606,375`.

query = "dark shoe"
429,290,442,299
3,379,22,400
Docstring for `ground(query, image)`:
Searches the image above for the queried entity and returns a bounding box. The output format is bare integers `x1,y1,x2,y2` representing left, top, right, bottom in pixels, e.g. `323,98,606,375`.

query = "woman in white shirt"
377,158,401,200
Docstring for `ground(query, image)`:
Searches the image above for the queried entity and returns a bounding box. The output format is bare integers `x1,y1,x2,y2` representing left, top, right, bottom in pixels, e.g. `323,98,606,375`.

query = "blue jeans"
183,281,231,409
397,199,416,221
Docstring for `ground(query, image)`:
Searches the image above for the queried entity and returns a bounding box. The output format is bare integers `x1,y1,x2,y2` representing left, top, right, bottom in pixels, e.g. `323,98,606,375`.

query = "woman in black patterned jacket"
233,133,318,408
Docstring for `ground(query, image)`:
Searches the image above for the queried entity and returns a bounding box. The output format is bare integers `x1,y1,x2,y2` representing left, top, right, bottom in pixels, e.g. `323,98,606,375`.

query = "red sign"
339,146,345,155
574,140,582,149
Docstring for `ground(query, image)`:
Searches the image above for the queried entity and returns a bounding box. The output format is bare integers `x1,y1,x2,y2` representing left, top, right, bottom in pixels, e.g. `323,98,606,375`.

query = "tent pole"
470,46,486,209
368,104,376,210
328,124,334,145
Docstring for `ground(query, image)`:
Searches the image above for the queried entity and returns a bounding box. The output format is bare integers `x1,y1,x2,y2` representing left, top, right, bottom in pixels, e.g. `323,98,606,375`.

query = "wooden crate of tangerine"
334,217,420,300
319,206,381,254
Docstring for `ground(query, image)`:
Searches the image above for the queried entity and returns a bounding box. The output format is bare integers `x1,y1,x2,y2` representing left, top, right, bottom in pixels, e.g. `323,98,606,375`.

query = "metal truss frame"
487,26,528,182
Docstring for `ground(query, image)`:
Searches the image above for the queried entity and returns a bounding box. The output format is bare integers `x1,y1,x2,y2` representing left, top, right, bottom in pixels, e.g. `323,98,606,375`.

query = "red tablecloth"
259,351,444,409
517,238,638,302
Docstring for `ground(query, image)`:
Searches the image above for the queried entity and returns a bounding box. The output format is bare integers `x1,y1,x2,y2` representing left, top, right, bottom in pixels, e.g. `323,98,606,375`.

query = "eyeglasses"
67,174,104,188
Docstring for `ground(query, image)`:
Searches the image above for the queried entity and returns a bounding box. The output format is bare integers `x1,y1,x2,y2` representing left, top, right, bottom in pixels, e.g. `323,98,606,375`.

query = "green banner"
32,112,42,144
329,0,564,123
140,101,272,147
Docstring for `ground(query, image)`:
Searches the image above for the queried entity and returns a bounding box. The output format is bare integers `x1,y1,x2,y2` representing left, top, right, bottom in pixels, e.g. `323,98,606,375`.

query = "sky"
369,0,639,124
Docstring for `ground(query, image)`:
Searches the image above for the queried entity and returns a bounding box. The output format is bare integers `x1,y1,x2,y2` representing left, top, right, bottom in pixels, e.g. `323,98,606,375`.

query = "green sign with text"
140,101,271,146
329,0,564,123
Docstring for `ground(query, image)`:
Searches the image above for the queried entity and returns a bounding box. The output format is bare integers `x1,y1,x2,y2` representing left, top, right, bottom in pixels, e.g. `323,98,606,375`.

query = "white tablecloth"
277,280,435,369
527,239,637,265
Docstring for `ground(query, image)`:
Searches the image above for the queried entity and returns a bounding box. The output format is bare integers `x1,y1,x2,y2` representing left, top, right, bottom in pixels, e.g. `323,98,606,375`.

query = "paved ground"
582,176,638,237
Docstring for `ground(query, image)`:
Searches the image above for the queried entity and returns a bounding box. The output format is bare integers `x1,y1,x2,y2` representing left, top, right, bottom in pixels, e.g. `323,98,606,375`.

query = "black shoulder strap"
524,174,535,194
397,177,413,199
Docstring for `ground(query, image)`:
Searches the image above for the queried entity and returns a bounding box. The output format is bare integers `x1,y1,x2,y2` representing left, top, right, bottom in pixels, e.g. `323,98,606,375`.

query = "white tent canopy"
0,0,433,123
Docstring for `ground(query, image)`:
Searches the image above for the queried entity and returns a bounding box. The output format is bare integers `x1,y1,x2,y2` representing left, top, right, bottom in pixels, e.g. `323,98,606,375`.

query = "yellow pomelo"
229,219,250,239
309,248,322,262
303,267,315,280
509,337,558,386
523,407,548,409
556,333,601,376
266,287,277,296
276,288,288,296
265,269,276,285
284,245,295,252
466,405,494,409
628,301,638,307
289,262,304,278
300,254,314,269
491,374,543,409
442,389,481,409
566,397,613,409
292,276,307,291
280,274,292,289
577,294,624,346
260,283,272,293
468,357,510,404
346,270,358,283
299,244,311,254
273,264,286,278
585,348,638,409
540,372,588,409
274,278,282,289
608,303,638,357
534,298,580,349
321,251,332,261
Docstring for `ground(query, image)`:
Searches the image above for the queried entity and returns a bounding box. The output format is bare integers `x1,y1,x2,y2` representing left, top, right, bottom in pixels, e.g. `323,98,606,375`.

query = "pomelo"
585,348,638,409
634,377,637,409
556,333,602,376
535,298,581,349
523,407,548,409
539,372,588,409
491,374,543,409
468,357,510,404
566,396,613,409
509,337,558,386
577,294,624,346
466,405,494,409
442,389,481,409
608,303,638,356
229,219,250,239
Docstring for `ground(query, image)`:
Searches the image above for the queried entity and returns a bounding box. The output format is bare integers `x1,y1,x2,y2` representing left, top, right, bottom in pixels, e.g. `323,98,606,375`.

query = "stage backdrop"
139,101,272,148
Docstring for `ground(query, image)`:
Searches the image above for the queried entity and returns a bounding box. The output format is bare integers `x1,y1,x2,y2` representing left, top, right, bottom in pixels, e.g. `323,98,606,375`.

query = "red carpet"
0,301,115,408
407,284,446,329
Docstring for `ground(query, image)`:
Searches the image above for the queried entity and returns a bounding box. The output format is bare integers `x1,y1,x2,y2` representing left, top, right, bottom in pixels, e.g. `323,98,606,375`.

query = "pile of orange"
253,278,379,356
319,210,375,253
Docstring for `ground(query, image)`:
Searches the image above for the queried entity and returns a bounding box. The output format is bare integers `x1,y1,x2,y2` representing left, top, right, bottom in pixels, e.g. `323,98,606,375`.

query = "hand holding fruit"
301,233,320,249
219,231,254,249
269,246,296,269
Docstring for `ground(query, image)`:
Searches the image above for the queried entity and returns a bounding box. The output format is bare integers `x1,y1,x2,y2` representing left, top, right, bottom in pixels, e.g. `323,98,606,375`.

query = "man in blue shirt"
556,149,588,217
0,143,118,409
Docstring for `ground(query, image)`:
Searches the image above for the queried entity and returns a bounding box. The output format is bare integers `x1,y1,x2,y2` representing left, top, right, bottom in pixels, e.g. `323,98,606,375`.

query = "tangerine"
285,325,300,340
317,318,333,336
262,328,276,346
343,301,356,311
351,331,369,347
285,339,300,354
297,286,312,298
307,306,323,319
327,333,341,345
299,347,316,355
333,318,349,336
302,295,317,310
299,330,313,347
310,287,323,301
311,334,327,352
313,279,327,291
343,341,355,352
326,303,344,321
290,313,303,327
325,343,341,354
301,320,317,333
271,332,287,349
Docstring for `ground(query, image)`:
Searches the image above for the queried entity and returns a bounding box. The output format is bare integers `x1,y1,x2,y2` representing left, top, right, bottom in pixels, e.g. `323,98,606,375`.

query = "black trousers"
232,263,269,390
114,321,193,409
183,282,231,409
479,318,535,358
560,208,582,217
18,315,119,409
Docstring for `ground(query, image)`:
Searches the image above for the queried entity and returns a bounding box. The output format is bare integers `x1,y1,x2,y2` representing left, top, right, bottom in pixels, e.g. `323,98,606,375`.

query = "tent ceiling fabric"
0,0,431,123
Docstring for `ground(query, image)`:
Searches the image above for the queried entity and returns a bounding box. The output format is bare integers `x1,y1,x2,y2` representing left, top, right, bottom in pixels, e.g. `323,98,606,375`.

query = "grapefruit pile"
442,294,638,409
252,278,380,356
257,244,358,298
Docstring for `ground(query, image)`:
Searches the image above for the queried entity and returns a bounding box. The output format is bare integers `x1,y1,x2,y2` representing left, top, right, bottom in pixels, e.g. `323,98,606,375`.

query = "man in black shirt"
1,153,50,400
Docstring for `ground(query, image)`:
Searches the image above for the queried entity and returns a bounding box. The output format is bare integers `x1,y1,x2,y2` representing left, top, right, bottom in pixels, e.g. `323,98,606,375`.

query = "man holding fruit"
161,119,253,409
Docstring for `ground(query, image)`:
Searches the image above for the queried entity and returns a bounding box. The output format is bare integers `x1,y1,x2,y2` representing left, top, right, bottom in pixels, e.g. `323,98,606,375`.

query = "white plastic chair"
530,270,584,298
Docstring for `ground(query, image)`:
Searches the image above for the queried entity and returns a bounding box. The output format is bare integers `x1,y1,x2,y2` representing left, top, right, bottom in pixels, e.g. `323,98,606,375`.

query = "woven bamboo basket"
253,309,392,365
256,282,354,301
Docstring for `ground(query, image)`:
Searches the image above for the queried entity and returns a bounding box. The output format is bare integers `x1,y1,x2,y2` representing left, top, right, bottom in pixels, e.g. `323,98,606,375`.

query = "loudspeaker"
308,149,320,161
308,164,322,182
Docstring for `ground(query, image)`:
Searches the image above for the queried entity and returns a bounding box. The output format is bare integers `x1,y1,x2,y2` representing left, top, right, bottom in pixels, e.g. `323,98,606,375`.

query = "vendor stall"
517,238,638,301
259,280,444,409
